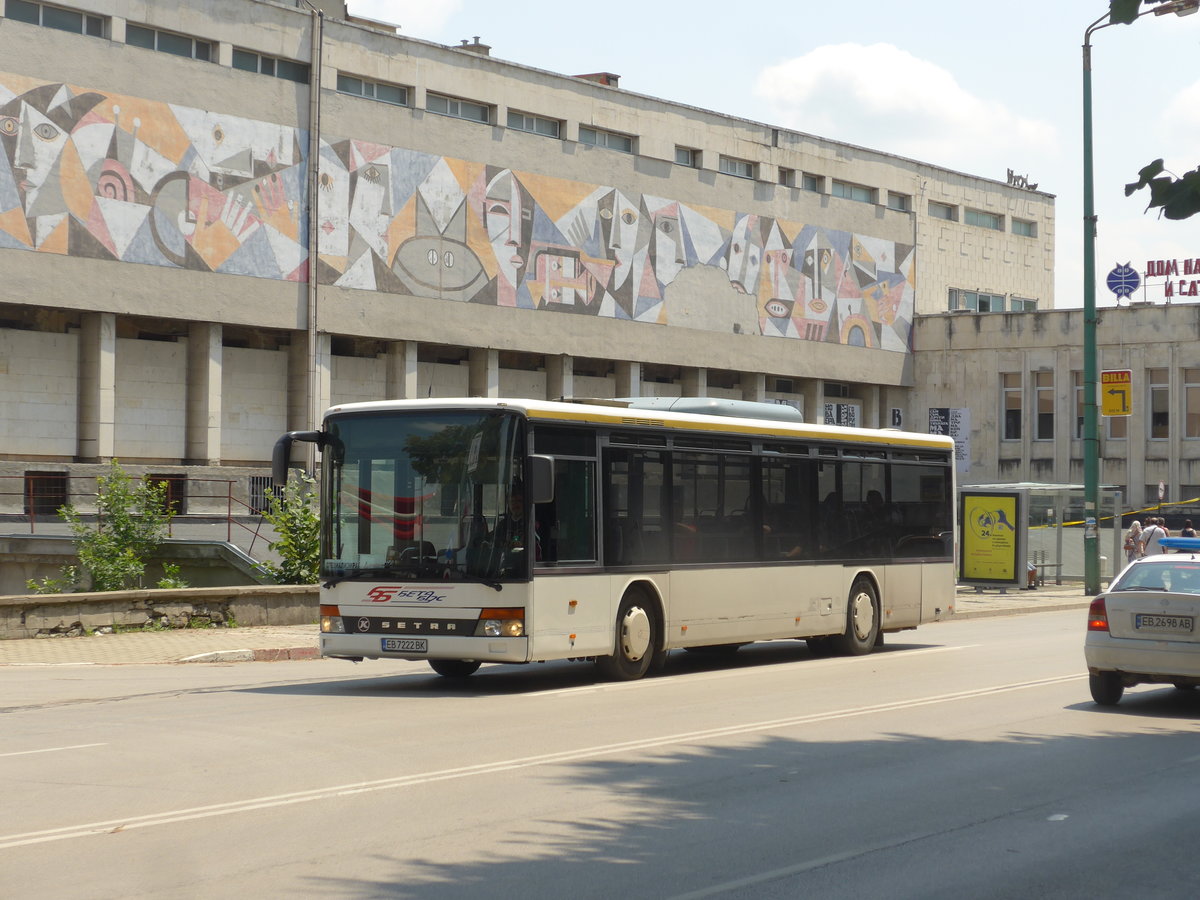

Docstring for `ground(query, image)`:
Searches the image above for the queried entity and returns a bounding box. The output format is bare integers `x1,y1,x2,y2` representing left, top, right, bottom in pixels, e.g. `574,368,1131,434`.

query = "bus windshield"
321,409,526,583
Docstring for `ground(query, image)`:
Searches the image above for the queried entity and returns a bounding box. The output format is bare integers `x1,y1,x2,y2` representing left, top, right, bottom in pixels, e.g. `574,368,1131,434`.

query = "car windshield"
1110,559,1200,594
320,409,528,583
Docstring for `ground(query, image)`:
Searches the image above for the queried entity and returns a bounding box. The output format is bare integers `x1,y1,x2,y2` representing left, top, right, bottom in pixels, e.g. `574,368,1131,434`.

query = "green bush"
257,472,320,584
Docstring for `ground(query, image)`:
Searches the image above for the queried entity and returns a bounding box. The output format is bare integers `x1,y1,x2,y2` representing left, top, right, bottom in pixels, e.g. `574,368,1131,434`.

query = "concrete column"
386,340,419,399
469,348,499,397
545,353,573,400
741,372,766,403
861,384,881,429
185,323,222,465
615,361,641,398
315,332,332,420
287,339,309,434
682,367,707,397
77,312,116,462
803,379,824,425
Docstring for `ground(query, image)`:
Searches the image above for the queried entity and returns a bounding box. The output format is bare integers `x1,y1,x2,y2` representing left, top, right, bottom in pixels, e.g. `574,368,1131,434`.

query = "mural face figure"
484,170,532,304
596,188,639,291
725,214,764,294
0,84,102,219
649,209,686,287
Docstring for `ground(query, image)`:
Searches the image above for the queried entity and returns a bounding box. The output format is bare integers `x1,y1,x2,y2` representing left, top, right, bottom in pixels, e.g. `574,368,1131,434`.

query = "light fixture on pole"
1082,0,1199,595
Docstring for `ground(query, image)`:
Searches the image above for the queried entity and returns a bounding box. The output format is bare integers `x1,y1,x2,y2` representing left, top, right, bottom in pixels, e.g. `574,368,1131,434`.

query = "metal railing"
0,474,277,558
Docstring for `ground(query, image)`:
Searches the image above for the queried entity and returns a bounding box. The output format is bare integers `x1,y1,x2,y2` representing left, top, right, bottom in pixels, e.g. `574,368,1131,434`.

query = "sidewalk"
0,583,1094,667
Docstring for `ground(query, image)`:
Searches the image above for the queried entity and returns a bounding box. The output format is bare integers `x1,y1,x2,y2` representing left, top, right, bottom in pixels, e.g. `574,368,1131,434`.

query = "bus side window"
536,458,597,566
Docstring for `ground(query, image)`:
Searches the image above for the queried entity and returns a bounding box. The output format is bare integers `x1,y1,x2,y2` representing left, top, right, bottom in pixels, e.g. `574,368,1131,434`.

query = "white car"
1085,537,1200,706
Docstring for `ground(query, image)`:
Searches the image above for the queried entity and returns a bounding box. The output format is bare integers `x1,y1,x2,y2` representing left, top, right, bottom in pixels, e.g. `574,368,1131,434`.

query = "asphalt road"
3,610,1198,899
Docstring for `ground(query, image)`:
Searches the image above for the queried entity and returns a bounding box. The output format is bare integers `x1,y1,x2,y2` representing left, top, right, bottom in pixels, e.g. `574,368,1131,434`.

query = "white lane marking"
0,743,107,758
525,644,980,697
1048,814,1070,821
0,673,1081,851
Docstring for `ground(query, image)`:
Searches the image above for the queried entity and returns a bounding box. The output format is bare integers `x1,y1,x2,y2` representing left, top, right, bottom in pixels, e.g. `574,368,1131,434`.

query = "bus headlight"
475,608,524,638
320,605,344,634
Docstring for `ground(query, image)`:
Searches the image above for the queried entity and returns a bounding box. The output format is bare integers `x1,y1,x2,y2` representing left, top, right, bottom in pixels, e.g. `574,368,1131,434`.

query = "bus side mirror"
529,454,555,504
272,430,323,486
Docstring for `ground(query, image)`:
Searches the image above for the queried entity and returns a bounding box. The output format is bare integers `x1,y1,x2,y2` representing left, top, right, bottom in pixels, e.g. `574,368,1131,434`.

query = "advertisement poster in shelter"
959,490,1025,586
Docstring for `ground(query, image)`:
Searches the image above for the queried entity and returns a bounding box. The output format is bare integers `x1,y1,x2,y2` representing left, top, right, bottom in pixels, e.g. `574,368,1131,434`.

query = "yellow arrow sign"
1101,369,1132,417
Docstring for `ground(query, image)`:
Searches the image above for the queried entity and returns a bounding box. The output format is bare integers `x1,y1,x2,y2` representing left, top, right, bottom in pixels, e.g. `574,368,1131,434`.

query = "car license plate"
382,638,428,653
1134,614,1195,634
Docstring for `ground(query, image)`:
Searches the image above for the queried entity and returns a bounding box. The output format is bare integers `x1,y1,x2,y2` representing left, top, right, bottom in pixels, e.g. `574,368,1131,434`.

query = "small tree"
258,472,320,584
55,461,176,592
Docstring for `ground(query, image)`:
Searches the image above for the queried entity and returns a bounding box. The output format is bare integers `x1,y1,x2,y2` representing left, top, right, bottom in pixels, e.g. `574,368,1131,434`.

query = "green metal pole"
1082,34,1100,595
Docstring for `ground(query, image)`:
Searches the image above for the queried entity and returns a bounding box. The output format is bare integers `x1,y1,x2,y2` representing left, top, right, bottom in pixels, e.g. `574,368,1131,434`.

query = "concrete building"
0,0,1054,518
912,303,1200,516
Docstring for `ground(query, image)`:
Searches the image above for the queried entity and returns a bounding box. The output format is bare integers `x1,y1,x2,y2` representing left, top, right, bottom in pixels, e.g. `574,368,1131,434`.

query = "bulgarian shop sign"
1146,258,1200,299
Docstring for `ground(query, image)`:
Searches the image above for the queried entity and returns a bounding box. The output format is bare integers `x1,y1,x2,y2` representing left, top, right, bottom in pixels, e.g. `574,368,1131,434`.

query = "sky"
347,0,1200,310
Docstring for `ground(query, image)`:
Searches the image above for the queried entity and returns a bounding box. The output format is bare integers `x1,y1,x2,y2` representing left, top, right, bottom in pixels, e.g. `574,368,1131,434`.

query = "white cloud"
754,43,1057,176
346,0,461,35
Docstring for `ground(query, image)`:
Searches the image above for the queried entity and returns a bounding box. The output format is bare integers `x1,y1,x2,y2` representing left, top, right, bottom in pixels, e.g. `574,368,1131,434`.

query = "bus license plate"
382,638,428,653
1134,614,1194,633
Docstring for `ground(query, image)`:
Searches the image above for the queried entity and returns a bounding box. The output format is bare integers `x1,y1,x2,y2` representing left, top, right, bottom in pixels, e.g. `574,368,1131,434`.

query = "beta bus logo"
364,586,446,604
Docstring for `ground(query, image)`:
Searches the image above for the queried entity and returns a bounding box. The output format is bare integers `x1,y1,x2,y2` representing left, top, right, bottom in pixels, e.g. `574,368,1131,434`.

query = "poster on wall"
824,402,861,427
928,407,970,474
959,490,1025,586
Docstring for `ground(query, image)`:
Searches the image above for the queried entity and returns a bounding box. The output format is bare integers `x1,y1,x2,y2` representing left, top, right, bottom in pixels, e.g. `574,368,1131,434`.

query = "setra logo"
364,585,446,604
365,585,404,603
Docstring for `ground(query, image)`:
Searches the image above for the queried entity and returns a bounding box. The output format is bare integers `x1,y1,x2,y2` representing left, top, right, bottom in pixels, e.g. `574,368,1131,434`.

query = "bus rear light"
320,605,344,634
476,608,524,638
1087,597,1110,632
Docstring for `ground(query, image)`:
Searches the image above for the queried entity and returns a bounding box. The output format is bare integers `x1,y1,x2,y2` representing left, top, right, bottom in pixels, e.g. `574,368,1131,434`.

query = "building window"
949,289,1006,312
718,155,756,180
249,475,281,515
1149,368,1169,439
1187,368,1200,438
426,91,489,123
1073,371,1084,440
1034,371,1054,441
1010,296,1037,312
126,24,211,60
337,74,407,106
1003,373,1022,440
1108,409,1128,440
1012,218,1038,238
965,208,1003,230
832,180,876,204
7,0,104,36
929,200,957,221
508,109,560,138
23,471,67,516
801,172,823,193
149,474,188,515
674,146,698,167
887,191,911,212
578,126,634,153
232,49,309,83
778,167,795,187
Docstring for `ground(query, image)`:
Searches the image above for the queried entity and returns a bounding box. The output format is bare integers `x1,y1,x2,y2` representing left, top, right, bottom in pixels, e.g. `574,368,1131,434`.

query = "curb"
949,601,1093,620
180,646,320,663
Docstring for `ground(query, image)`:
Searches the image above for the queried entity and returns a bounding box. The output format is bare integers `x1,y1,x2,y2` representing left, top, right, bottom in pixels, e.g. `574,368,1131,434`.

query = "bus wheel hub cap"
621,607,651,661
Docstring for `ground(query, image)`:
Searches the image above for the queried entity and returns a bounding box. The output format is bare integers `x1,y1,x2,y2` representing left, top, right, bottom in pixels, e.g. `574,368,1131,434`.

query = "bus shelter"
958,483,1124,590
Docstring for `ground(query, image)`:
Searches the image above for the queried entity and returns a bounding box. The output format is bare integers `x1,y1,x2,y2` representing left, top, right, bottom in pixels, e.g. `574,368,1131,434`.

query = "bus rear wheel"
597,591,658,681
830,578,879,656
429,659,481,679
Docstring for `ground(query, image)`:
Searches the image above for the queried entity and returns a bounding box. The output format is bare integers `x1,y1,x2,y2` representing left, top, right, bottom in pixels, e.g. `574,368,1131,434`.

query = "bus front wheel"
597,592,658,681
831,578,879,656
429,659,481,678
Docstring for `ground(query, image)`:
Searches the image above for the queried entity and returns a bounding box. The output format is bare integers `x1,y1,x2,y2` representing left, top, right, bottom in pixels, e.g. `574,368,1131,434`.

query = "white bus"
273,397,956,680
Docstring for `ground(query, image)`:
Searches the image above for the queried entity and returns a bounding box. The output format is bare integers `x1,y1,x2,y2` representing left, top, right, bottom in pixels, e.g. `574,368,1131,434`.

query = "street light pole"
1081,0,1199,595
1082,12,1103,596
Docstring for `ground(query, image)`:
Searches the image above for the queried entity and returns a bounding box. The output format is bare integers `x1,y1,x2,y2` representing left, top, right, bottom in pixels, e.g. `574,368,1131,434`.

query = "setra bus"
273,396,956,680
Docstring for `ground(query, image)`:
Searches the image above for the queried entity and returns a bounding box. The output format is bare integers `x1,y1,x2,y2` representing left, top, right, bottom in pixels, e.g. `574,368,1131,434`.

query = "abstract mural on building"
0,73,913,351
